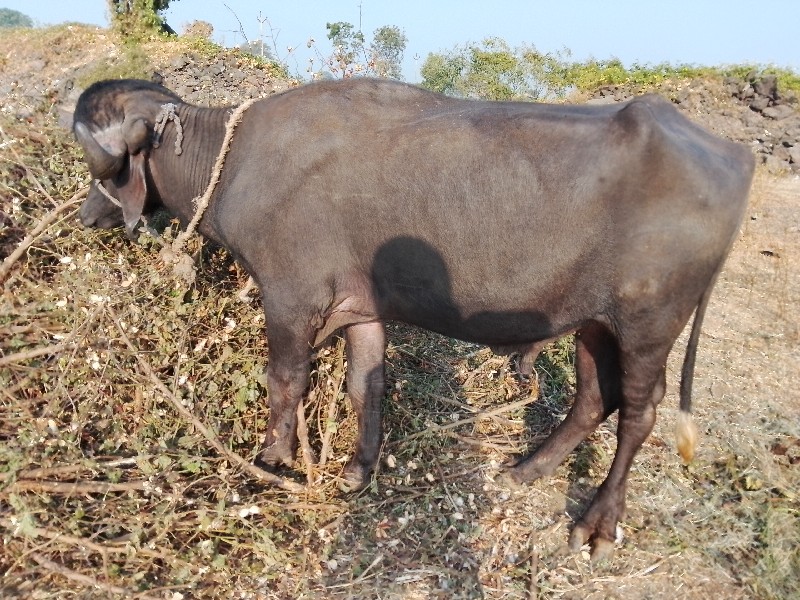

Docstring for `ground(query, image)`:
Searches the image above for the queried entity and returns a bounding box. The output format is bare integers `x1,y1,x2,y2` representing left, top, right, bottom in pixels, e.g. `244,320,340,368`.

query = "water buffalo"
73,78,754,559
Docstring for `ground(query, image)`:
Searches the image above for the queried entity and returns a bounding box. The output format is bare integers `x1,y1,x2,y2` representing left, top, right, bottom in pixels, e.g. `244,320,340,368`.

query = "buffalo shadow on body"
364,235,590,478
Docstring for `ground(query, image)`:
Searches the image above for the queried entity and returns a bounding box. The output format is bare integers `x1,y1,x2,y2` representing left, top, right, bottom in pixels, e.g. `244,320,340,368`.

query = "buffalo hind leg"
341,321,387,491
256,323,313,472
568,347,668,562
502,322,621,485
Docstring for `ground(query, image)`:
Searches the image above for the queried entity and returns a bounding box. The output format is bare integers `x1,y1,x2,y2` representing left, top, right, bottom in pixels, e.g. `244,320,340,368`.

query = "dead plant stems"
0,185,89,283
7,480,147,494
0,342,77,367
107,306,305,493
296,400,319,484
30,552,163,600
0,457,143,482
391,394,538,445
319,341,346,467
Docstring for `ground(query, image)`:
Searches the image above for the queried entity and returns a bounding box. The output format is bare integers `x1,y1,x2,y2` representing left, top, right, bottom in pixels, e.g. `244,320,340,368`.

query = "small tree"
369,25,408,79
0,8,34,28
325,21,365,78
420,52,467,96
183,20,213,41
421,38,569,101
312,21,407,80
108,0,178,40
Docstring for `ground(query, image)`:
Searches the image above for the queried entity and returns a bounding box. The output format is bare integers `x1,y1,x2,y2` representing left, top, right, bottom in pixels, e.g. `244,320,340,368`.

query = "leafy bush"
422,37,800,100
0,7,33,28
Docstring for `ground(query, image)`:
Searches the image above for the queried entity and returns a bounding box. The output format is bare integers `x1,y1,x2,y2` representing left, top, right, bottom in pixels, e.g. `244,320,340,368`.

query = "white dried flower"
237,505,260,518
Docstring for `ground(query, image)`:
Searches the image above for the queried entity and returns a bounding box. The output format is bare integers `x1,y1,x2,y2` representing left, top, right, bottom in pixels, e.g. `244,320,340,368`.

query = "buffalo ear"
124,118,150,154
114,152,148,237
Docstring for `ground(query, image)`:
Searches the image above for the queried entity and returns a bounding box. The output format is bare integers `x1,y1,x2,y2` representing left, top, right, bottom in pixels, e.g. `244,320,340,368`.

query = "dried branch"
30,552,163,600
0,342,77,367
7,480,147,494
0,517,184,564
528,535,540,599
391,395,538,445
107,306,305,493
0,457,144,482
446,432,523,452
296,400,319,484
0,186,89,283
319,340,346,467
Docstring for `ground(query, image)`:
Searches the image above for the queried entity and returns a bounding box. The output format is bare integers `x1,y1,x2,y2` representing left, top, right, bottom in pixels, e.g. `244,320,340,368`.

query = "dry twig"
296,400,319,484
319,341,346,467
0,342,77,367
30,552,163,600
7,480,147,494
0,186,89,283
0,458,143,482
0,517,173,563
528,538,540,599
391,394,538,445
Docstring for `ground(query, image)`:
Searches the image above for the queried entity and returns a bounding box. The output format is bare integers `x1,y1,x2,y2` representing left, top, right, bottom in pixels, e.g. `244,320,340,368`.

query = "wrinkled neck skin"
147,103,232,242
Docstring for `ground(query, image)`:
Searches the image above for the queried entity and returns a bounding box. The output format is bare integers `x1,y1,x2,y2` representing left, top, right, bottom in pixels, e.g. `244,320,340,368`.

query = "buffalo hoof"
568,525,616,563
255,443,296,472
495,470,525,491
500,458,554,486
514,354,535,378
339,462,372,493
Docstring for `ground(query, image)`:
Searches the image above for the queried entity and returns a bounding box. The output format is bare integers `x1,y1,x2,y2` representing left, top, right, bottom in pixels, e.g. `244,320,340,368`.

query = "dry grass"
2,73,799,600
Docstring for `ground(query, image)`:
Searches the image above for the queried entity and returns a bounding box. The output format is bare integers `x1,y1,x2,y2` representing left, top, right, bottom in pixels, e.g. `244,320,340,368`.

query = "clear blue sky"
3,1,798,82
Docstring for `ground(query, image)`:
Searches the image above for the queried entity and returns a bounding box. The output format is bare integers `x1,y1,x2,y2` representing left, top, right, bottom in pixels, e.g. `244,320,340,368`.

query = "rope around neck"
171,98,257,251
159,98,258,283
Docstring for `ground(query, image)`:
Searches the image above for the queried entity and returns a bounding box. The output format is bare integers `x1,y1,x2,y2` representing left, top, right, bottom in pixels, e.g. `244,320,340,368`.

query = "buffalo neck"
148,103,233,241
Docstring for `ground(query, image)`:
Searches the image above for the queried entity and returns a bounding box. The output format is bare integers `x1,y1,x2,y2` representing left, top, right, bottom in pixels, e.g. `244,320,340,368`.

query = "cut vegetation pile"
1,25,799,599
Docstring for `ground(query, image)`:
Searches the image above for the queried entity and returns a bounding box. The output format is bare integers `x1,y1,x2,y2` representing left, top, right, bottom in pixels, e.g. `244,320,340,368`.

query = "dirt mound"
0,24,294,126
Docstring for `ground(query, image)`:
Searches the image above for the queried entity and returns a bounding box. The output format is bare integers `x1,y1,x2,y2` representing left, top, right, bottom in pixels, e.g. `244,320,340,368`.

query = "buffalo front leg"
341,321,387,491
256,329,312,472
503,323,621,484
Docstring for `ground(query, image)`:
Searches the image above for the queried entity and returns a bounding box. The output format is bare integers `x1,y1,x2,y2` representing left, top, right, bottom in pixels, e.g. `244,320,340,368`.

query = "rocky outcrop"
590,72,799,174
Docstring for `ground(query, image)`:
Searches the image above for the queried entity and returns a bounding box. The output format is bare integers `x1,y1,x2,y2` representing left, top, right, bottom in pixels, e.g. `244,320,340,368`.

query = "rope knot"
152,103,184,155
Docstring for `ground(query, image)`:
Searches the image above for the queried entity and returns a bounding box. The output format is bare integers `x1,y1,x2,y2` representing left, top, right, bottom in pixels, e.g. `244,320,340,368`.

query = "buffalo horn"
74,122,125,180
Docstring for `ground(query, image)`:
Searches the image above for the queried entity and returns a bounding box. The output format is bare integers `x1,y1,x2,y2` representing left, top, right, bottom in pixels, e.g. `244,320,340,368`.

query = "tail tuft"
676,410,698,463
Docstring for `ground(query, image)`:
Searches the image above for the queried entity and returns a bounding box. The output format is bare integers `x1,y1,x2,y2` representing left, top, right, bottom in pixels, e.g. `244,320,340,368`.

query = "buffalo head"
73,80,181,236
79,182,125,230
